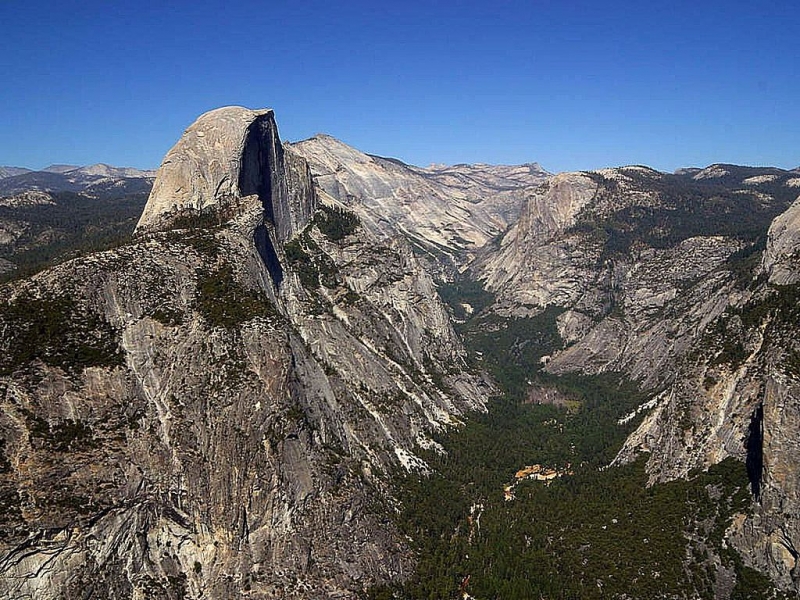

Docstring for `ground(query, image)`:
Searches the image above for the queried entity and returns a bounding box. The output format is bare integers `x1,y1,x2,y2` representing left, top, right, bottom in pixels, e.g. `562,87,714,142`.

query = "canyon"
1,106,799,598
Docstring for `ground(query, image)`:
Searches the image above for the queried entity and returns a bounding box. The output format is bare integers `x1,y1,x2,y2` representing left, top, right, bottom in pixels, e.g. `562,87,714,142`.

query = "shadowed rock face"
0,107,488,598
137,107,268,229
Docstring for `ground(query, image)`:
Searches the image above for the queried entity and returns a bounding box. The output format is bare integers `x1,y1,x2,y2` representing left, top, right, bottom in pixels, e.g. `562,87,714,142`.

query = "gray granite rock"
0,107,489,599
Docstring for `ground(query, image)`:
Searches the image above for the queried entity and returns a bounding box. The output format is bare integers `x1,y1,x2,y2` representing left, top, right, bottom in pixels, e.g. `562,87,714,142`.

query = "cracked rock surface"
0,107,489,599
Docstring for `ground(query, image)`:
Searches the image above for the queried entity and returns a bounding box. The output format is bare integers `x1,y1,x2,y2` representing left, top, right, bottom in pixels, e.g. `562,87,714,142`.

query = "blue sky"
1,0,798,173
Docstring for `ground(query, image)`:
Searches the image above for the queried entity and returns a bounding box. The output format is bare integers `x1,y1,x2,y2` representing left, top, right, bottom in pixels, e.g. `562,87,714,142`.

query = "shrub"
314,204,359,241
0,293,123,375
195,265,275,328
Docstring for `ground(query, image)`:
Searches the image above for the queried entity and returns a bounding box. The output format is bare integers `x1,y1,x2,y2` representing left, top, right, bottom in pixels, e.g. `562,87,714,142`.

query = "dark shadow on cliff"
746,404,763,500
239,115,285,288
254,223,283,287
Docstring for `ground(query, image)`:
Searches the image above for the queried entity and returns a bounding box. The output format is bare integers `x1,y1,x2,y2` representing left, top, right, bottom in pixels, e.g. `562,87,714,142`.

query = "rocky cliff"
473,164,800,591
0,107,489,598
136,107,313,243
290,134,548,277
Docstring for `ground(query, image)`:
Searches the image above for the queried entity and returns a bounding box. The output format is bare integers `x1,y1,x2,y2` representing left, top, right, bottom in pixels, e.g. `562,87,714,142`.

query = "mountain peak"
137,106,276,231
136,106,315,242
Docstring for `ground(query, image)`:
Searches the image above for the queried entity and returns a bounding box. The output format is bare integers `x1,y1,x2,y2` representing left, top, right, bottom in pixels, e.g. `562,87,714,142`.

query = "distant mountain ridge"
0,163,155,179
0,163,156,196
40,164,80,174
63,163,156,178
0,166,32,179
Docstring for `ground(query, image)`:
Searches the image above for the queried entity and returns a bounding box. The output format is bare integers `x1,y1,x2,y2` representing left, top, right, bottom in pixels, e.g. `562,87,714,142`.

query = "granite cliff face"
473,164,800,591
763,196,800,285
136,107,313,243
0,107,489,598
290,134,548,276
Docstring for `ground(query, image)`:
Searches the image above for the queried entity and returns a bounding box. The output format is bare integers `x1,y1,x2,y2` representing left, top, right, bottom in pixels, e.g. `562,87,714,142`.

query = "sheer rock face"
0,108,488,598
727,369,800,591
475,171,602,310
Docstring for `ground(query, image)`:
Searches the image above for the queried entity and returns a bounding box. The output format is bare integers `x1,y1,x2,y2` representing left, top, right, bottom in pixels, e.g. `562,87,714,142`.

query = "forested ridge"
0,191,147,282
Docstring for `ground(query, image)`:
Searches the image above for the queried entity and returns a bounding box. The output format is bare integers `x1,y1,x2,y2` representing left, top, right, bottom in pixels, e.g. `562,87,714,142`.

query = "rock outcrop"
0,107,489,598
137,106,314,244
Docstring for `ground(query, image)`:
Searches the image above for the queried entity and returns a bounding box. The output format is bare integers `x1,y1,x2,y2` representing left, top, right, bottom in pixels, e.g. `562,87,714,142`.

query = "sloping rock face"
0,107,488,598
290,134,548,276
473,164,800,591
762,195,800,285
